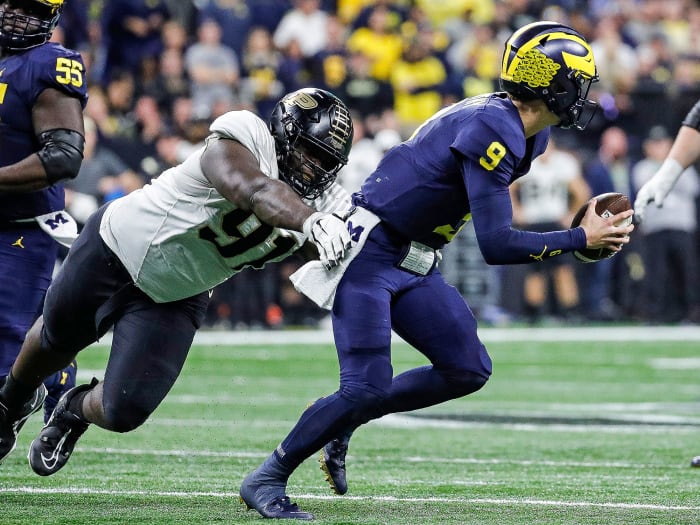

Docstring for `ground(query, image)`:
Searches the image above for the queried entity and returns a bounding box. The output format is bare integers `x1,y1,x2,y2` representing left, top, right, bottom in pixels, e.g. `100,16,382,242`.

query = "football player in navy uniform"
0,89,355,493
633,99,700,468
239,22,635,520
0,0,87,436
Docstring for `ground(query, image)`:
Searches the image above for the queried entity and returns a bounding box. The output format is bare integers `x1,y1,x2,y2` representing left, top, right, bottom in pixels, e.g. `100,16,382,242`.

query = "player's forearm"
247,177,315,231
470,189,586,264
667,125,700,169
476,225,586,265
0,155,51,192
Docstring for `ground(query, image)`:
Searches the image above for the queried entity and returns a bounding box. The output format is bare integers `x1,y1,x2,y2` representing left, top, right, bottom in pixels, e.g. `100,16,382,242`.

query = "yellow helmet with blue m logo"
500,21,599,130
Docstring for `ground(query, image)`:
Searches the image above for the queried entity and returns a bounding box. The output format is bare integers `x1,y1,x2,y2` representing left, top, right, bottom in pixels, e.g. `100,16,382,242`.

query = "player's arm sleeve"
457,128,586,265
682,100,700,132
209,110,278,177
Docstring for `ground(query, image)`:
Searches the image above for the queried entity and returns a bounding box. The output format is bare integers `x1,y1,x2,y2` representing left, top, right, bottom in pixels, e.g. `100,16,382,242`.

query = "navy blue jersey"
0,43,88,221
353,93,587,263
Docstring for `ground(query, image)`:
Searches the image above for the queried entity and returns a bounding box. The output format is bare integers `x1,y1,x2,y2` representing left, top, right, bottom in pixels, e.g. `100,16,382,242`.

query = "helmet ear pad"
542,72,582,118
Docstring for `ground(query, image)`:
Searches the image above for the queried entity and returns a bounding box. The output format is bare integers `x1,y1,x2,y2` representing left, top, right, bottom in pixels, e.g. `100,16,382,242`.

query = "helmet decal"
284,91,319,110
561,48,596,79
328,102,352,153
509,48,561,89
503,31,595,83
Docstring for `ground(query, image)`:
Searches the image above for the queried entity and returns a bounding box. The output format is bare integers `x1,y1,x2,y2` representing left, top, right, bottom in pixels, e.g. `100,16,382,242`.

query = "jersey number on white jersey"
199,209,297,271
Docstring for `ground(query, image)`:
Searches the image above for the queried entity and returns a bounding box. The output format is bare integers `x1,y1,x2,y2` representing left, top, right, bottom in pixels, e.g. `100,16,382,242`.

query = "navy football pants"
276,224,492,469
0,225,56,376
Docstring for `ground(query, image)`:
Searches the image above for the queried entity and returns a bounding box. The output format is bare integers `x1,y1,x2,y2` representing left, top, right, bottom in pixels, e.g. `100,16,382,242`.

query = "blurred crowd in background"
52,0,700,328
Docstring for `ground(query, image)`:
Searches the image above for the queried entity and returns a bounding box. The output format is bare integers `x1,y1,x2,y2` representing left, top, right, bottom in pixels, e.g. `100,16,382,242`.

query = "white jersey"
99,110,351,303
515,149,581,224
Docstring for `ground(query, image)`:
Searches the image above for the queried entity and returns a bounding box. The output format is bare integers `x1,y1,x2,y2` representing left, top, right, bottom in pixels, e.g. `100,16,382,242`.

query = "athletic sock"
67,389,90,420
0,372,39,412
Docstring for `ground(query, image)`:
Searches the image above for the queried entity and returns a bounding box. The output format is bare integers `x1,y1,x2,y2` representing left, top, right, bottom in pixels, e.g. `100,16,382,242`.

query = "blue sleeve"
461,139,587,265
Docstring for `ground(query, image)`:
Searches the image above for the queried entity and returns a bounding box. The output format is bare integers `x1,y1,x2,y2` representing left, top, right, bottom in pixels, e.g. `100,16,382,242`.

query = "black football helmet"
269,88,353,199
0,0,63,51
500,21,599,130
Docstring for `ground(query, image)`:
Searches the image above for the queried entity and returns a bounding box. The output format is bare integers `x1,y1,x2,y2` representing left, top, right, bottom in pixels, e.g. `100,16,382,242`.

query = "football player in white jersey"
0,88,354,488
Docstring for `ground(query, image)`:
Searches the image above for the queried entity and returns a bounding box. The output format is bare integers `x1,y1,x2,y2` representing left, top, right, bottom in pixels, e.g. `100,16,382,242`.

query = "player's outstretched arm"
201,137,350,267
201,137,315,230
634,102,700,221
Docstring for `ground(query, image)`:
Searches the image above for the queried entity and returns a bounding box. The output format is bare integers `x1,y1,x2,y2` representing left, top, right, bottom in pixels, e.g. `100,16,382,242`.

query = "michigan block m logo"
43,212,69,231
347,221,364,243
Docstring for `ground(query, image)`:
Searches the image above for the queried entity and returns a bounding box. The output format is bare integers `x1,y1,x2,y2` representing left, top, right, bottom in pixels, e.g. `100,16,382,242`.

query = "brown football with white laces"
570,192,632,263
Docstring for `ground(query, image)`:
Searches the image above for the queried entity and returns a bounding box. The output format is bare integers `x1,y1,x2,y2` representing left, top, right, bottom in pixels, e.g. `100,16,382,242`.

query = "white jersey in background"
515,149,581,224
99,110,351,303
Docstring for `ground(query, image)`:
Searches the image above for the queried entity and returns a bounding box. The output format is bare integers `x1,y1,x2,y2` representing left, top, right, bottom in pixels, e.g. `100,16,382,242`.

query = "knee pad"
439,368,490,398
338,347,393,424
338,384,390,427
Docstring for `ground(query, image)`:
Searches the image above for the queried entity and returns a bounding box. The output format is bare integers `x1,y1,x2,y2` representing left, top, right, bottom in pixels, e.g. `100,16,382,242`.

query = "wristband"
302,212,324,239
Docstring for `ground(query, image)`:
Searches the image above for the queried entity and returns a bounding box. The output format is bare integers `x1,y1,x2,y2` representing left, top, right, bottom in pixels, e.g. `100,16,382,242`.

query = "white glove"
302,211,352,269
634,158,684,222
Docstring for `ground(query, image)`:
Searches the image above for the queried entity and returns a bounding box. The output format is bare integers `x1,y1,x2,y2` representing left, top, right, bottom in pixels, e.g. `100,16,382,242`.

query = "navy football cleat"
0,382,47,464
239,459,313,520
691,455,700,468
240,494,313,521
319,434,350,495
28,379,96,476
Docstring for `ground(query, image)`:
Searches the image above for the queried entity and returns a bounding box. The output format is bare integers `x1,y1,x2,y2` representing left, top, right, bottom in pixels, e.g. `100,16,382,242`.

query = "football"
570,192,632,263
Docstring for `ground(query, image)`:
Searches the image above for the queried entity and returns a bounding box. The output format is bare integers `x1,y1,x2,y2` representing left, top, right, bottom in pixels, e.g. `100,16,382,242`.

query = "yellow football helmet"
500,21,599,130
0,0,64,50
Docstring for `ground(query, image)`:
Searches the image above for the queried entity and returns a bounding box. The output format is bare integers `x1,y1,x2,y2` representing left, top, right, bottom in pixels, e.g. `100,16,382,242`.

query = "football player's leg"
10,208,122,395
0,230,82,423
29,291,209,476
379,272,493,415
21,237,130,474
0,228,57,462
86,292,209,432
243,262,395,513
0,227,57,380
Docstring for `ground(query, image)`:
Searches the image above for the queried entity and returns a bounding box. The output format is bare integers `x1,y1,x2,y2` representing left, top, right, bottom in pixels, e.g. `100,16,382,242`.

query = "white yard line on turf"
89,325,700,347
62,446,695,470
1,487,698,511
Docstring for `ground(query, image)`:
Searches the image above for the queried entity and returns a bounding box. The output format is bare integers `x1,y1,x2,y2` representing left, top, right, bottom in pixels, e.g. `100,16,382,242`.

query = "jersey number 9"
479,141,506,171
